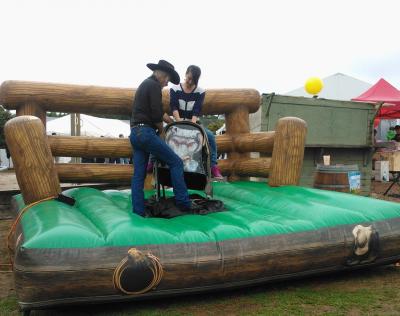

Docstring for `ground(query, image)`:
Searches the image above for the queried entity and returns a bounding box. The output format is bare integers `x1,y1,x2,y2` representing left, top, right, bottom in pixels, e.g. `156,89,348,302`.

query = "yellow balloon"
305,77,323,95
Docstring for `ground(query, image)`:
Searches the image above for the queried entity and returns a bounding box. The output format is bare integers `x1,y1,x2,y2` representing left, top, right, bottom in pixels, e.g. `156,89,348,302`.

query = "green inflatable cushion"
13,181,400,249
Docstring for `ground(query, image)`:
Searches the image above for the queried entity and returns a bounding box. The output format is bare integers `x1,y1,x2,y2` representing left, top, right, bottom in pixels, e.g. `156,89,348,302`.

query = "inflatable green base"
11,181,400,311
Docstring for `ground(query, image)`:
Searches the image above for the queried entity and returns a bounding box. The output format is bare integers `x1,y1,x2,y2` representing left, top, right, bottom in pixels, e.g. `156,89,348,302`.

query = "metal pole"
70,113,78,163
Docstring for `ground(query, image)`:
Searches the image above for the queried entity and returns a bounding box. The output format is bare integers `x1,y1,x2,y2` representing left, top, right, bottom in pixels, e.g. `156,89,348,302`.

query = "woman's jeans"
129,126,191,216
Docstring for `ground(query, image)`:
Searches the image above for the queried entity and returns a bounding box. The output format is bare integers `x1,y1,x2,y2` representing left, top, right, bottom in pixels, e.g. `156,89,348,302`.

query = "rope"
6,196,56,269
113,248,163,295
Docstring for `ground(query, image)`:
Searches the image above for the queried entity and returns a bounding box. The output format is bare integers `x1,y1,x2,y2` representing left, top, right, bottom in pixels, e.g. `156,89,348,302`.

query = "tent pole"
372,102,384,145
70,113,79,163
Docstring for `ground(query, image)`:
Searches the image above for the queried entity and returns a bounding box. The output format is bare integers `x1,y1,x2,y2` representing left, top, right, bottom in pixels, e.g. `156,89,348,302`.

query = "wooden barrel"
314,164,360,193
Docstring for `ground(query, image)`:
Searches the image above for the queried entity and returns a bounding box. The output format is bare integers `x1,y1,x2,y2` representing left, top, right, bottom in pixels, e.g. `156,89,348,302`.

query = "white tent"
286,73,372,101
0,148,13,169
216,123,225,135
47,114,131,137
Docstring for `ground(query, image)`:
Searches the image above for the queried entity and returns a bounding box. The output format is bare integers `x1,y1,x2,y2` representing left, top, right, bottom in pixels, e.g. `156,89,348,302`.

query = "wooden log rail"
49,132,275,184
47,132,276,158
55,158,273,184
0,80,261,117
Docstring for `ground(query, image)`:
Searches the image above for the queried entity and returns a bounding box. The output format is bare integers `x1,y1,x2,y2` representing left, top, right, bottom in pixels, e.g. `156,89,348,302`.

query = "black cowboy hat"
147,60,180,84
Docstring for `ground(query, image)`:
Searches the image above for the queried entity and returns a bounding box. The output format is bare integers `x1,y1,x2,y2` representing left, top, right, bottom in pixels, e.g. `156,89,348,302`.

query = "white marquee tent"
286,73,372,101
46,114,131,137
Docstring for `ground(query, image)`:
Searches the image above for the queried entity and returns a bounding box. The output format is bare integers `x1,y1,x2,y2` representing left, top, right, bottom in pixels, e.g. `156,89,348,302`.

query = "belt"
132,123,154,129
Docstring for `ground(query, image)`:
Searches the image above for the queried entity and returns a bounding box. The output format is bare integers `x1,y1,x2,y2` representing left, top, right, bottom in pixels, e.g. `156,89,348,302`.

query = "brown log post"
4,116,61,204
224,106,251,181
269,117,307,186
16,102,46,128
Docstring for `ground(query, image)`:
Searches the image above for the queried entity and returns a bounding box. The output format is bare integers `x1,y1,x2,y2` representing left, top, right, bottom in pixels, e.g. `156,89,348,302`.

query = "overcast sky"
1,0,399,94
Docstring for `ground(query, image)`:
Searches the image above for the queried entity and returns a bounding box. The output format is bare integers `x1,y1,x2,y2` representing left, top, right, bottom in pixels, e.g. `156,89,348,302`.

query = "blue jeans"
129,127,191,216
205,128,217,167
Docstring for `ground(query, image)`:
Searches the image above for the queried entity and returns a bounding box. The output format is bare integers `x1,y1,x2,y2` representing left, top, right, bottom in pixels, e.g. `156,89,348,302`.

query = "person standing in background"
119,134,130,164
394,125,400,142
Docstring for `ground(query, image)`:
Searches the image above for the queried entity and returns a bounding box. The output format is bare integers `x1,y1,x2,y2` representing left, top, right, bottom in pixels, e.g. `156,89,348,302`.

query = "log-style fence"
1,80,307,204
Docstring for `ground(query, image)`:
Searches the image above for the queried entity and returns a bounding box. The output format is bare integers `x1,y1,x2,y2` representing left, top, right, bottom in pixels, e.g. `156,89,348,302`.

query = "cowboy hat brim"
147,63,180,84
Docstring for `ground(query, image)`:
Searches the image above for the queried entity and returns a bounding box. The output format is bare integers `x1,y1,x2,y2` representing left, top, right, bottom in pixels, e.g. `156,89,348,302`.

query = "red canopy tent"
352,79,400,125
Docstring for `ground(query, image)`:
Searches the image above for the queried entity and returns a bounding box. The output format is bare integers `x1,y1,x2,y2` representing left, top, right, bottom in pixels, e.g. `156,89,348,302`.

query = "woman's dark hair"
186,65,201,86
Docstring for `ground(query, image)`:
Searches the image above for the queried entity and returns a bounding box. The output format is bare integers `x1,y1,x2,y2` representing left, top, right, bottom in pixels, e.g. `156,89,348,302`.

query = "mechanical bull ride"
2,80,400,314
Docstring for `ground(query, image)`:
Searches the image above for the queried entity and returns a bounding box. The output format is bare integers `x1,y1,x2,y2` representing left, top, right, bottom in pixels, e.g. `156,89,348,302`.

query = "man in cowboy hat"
129,60,192,216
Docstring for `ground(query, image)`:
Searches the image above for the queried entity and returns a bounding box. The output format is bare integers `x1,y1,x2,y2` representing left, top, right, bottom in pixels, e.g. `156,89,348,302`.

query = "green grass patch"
0,296,18,316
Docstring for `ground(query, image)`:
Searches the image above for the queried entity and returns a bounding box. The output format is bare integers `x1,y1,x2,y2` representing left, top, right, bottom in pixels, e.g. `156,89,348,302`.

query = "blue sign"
348,171,361,193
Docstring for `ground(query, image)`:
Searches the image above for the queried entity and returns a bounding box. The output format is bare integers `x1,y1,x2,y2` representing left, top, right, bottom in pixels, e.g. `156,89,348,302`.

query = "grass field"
1,265,400,316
